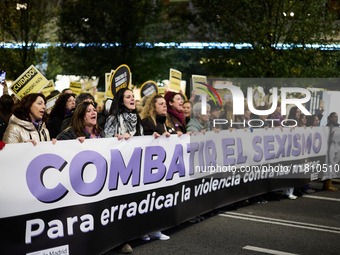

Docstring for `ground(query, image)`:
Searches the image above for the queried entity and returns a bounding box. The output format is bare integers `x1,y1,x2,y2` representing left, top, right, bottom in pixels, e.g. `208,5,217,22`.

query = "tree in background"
191,0,340,82
0,0,59,80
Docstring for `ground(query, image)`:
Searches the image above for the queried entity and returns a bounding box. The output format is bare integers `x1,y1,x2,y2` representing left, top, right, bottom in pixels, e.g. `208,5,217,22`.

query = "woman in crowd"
234,103,251,129
298,113,307,127
3,93,51,145
103,88,144,253
326,112,339,127
57,101,102,141
47,93,76,138
286,106,301,127
164,91,186,135
269,102,285,127
187,102,211,132
183,100,192,125
138,94,172,241
324,112,340,191
141,94,175,138
207,100,222,130
249,105,271,129
306,115,319,127
219,101,234,130
0,94,14,141
104,87,143,140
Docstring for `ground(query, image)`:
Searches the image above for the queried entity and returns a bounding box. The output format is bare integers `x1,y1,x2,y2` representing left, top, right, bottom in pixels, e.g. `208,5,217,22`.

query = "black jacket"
142,115,175,136
56,126,103,140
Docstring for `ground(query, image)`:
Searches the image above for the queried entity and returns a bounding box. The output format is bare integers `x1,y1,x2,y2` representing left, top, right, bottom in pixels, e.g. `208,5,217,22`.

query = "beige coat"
3,115,50,144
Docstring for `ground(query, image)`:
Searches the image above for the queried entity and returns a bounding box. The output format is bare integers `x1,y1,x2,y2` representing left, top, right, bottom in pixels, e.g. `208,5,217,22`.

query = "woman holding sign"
3,93,51,145
104,87,143,140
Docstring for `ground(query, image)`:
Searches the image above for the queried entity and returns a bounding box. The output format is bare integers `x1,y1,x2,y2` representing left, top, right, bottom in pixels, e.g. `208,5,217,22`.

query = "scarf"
167,105,185,125
104,112,143,137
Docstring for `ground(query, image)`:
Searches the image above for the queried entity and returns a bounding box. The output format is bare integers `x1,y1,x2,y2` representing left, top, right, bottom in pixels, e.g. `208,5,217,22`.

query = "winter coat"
168,113,187,134
142,115,175,136
187,118,211,132
56,126,102,140
3,115,50,144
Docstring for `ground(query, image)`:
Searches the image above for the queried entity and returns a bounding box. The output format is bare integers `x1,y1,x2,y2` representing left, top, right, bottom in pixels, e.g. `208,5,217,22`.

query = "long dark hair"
12,93,47,122
49,93,76,118
306,115,318,127
70,101,101,137
327,112,338,126
109,87,142,136
0,94,14,123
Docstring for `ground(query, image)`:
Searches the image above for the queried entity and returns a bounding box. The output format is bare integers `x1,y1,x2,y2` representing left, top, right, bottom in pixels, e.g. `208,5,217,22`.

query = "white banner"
0,127,337,254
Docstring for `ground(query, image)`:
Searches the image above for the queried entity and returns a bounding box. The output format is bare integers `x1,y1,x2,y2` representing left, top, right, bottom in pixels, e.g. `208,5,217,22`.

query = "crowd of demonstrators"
47,93,76,138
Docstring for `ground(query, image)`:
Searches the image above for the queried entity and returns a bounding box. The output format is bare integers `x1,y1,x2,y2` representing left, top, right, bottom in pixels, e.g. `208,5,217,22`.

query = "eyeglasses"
67,98,76,103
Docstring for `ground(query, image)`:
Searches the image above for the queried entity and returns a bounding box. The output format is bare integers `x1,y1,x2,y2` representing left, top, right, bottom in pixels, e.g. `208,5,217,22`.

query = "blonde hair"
141,94,173,128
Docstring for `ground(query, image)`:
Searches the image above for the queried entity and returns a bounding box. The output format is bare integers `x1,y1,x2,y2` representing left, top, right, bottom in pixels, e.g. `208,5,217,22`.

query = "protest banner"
41,80,55,97
109,64,131,97
10,65,49,99
140,80,158,98
169,68,181,91
1,127,337,254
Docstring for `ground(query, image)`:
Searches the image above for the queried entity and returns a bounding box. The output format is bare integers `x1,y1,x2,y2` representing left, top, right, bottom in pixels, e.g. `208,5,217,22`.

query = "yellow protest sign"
69,82,82,95
41,80,55,97
94,92,106,106
83,78,99,91
169,68,181,91
10,65,49,99
192,74,208,95
105,71,114,98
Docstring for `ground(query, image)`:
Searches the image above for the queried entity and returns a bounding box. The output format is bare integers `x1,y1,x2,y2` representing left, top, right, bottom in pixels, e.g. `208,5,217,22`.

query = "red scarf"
167,105,185,125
